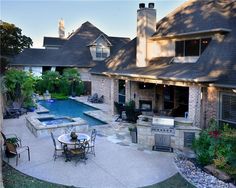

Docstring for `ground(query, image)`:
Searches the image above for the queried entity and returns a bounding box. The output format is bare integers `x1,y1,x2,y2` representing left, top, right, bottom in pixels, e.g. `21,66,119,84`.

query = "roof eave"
151,28,231,41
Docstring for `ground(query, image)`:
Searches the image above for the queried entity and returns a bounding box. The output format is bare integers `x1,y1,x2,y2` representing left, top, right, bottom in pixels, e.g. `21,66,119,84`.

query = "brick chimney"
136,3,156,67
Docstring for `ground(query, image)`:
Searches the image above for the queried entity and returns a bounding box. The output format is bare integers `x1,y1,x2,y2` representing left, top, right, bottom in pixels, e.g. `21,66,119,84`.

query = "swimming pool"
38,99,106,126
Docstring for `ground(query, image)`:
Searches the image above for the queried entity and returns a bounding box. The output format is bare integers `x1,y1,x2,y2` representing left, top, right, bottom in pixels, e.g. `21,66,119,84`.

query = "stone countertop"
175,125,201,131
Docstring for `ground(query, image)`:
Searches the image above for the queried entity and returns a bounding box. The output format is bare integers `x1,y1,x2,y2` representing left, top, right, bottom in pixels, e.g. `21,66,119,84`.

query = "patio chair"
4,107,20,119
96,95,104,103
114,102,125,122
85,129,97,156
50,132,64,161
69,140,87,165
5,142,30,166
1,132,22,147
87,93,98,103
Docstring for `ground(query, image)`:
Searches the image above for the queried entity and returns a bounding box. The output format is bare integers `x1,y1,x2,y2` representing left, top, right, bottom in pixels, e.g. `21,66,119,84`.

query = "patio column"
125,80,131,103
111,79,119,115
188,85,201,127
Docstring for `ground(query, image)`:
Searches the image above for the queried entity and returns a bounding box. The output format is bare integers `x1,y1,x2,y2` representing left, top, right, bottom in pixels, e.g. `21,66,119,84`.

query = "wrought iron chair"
50,132,64,161
85,129,97,156
5,142,30,166
69,140,87,165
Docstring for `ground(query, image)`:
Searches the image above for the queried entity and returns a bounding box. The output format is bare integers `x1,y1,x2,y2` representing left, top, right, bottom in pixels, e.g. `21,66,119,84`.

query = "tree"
0,21,33,73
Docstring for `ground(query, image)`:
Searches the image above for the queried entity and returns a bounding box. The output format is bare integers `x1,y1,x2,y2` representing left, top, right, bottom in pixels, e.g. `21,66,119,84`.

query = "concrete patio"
2,112,178,188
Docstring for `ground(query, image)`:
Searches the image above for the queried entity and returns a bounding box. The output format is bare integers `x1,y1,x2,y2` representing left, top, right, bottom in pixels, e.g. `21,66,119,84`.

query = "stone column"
111,79,118,115
125,80,131,103
188,85,201,127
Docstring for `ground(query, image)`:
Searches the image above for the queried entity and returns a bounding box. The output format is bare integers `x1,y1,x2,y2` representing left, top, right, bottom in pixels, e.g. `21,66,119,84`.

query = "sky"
1,0,186,48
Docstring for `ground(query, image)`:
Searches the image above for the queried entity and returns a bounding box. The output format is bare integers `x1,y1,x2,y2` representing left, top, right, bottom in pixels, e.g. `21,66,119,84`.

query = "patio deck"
2,110,178,188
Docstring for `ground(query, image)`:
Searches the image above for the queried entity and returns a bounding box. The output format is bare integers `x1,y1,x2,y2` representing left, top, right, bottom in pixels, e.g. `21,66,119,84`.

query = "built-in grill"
151,117,175,152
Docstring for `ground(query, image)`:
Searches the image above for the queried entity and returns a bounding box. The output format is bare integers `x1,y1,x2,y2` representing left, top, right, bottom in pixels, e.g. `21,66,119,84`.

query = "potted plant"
128,126,137,143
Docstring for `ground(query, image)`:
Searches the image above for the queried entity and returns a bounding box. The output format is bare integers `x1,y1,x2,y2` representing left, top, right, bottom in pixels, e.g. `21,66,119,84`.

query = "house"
11,20,130,94
90,0,236,129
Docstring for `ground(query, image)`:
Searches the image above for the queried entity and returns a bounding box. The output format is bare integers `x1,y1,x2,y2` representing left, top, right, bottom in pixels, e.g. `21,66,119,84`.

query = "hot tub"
26,115,88,137
38,117,75,126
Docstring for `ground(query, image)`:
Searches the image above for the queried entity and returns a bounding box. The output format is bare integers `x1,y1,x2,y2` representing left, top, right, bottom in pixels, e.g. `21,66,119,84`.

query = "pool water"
39,117,74,126
38,99,106,126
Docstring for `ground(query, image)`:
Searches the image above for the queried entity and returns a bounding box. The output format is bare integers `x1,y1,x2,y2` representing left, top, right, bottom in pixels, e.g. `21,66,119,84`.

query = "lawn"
2,162,194,188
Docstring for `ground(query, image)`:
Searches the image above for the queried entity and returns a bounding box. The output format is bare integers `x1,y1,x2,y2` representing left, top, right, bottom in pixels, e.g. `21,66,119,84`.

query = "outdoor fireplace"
139,100,152,111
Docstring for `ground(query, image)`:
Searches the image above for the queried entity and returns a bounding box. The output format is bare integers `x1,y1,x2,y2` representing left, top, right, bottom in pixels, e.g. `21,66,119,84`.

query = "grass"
2,162,195,188
144,173,195,188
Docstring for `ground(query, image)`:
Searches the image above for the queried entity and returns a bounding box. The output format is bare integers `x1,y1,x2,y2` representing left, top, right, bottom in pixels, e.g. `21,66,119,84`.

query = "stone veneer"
26,115,88,137
91,75,112,104
137,115,201,150
188,85,201,127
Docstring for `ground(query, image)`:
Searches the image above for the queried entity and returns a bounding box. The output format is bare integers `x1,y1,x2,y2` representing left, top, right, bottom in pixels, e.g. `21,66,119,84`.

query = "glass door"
118,80,126,104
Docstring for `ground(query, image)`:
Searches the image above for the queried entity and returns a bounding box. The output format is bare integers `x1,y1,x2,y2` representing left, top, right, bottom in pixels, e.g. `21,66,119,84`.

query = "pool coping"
26,114,88,137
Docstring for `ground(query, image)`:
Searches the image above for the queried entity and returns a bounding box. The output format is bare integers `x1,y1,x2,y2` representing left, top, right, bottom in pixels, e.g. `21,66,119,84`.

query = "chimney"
59,18,65,38
136,3,156,67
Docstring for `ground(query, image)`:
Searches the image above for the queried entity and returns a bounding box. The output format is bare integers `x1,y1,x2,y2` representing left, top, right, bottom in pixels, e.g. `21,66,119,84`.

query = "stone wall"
91,75,112,104
77,68,92,81
188,86,201,127
204,86,218,127
129,81,158,110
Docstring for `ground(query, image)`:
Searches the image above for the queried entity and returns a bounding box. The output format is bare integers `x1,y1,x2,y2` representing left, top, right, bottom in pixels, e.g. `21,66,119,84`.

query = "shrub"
125,100,141,123
192,130,212,165
51,93,68,100
193,119,236,171
4,69,36,108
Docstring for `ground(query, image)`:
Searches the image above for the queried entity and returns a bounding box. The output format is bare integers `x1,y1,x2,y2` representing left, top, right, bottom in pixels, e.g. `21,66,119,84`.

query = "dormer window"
88,34,112,61
96,46,108,58
174,38,211,63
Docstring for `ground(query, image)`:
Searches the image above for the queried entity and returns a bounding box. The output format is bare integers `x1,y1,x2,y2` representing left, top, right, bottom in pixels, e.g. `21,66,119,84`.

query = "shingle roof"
43,37,66,47
11,21,130,68
91,0,236,87
153,0,234,38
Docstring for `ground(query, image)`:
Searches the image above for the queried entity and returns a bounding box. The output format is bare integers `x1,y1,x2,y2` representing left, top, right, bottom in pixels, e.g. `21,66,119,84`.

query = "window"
175,38,211,57
220,93,236,128
96,46,108,59
175,41,184,57
185,39,200,56
201,38,211,53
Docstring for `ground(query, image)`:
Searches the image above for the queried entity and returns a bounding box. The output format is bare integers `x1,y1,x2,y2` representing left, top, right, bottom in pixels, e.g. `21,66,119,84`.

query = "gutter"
90,71,216,83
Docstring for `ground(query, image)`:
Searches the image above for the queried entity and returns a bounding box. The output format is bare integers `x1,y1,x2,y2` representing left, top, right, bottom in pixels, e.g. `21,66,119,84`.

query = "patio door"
118,80,126,104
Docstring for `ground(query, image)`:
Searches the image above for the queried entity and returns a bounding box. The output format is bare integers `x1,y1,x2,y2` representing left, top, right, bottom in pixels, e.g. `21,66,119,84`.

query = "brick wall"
91,75,112,104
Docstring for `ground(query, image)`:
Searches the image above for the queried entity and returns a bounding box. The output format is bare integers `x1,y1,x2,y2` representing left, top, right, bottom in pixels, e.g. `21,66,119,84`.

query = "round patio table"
58,133,90,162
58,133,90,145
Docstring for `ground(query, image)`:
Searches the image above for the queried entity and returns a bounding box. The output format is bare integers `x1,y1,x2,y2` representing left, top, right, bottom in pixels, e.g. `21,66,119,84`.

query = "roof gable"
88,34,112,47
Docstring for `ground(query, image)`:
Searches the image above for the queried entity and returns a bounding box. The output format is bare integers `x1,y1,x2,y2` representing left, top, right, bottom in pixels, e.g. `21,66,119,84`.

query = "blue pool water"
38,99,106,126
39,117,75,126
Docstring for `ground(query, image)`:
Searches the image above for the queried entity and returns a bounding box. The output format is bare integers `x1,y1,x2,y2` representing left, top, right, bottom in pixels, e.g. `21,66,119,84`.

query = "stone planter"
130,131,137,143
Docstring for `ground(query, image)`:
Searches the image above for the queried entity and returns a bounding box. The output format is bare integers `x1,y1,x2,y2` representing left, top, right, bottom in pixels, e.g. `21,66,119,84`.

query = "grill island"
137,115,201,152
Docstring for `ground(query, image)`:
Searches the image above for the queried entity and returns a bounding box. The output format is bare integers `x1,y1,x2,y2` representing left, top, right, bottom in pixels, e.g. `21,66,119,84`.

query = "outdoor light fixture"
232,89,236,93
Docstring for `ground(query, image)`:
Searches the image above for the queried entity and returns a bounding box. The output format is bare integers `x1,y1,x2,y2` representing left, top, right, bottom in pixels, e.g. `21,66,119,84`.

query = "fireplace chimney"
136,3,156,67
59,18,65,38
